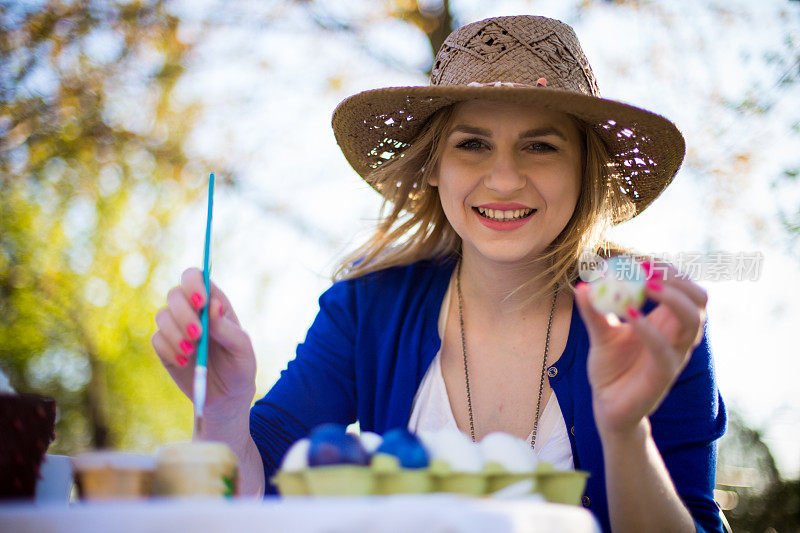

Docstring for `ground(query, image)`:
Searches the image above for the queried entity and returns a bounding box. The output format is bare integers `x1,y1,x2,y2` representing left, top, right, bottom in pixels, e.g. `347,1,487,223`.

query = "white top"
408,273,574,471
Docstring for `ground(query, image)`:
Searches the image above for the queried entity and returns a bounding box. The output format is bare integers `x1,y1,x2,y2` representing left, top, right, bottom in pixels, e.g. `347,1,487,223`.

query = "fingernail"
190,292,204,310
576,281,587,289
646,279,662,292
179,339,194,355
626,306,640,320
186,323,201,341
640,261,653,277
218,303,224,317
176,355,188,367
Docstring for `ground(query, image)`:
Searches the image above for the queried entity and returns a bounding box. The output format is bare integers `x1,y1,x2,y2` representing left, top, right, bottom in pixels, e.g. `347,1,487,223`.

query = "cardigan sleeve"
649,322,727,532
249,278,359,493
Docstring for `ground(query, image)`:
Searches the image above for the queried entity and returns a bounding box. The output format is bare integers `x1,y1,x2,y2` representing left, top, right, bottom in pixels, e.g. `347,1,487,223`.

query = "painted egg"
588,255,646,318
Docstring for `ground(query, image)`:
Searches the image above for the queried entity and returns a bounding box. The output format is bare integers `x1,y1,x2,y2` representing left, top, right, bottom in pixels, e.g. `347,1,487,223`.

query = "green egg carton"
303,465,375,496
533,463,590,505
370,453,433,495
271,470,310,496
428,459,487,495
483,461,537,494
272,460,588,501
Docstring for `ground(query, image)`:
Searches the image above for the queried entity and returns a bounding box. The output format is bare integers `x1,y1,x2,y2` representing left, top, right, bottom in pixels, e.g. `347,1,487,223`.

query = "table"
0,495,601,532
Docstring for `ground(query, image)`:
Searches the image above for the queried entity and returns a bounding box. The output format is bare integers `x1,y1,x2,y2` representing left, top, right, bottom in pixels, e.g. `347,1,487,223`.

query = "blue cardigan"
251,256,727,532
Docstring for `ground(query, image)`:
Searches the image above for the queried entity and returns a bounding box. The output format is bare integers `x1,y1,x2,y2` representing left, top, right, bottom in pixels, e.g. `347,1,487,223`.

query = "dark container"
0,393,57,499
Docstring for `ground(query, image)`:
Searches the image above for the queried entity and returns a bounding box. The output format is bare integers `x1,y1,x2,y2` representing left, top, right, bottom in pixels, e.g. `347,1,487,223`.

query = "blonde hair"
333,103,635,305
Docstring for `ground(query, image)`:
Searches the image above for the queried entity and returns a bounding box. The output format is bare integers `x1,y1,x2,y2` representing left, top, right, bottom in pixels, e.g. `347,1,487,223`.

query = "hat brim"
332,85,685,223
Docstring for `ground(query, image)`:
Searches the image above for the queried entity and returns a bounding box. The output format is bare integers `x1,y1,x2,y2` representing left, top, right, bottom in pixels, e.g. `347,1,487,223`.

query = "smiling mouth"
473,206,537,222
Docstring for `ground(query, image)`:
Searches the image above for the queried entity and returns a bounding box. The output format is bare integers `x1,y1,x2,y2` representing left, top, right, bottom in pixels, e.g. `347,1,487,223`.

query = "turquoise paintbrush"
193,172,214,437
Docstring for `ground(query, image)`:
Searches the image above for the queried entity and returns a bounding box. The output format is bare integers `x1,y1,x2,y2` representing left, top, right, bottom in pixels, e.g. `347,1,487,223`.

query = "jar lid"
157,441,236,465
71,451,156,471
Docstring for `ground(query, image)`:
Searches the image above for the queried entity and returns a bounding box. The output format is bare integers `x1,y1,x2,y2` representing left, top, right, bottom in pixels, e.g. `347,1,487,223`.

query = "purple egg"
307,424,369,466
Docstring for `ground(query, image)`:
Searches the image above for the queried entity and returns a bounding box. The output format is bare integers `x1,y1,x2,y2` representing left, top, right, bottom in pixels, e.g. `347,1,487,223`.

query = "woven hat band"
430,16,599,97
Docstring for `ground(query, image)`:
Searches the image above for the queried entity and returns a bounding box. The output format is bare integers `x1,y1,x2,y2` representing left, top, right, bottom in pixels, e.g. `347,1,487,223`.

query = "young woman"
152,15,726,532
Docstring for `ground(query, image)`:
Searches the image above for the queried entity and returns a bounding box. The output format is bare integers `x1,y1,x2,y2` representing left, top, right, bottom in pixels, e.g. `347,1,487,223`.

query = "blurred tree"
0,0,217,452
388,0,454,63
717,411,800,531
297,0,455,74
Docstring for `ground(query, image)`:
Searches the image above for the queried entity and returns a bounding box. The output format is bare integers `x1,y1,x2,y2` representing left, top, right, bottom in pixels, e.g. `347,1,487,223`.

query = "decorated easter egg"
588,255,646,318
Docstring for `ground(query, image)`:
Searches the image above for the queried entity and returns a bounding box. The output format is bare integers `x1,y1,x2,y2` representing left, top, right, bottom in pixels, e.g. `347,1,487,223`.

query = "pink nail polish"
626,306,640,320
179,339,194,355
641,261,653,277
186,323,200,341
646,279,662,292
190,292,204,310
176,355,188,367
218,303,224,318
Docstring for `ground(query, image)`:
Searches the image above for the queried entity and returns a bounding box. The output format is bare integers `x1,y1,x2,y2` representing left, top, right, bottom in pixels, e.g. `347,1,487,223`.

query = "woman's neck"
457,250,558,325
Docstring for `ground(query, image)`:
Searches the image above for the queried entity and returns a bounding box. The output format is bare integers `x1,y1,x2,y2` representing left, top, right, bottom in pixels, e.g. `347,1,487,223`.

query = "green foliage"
0,0,214,452
717,411,799,531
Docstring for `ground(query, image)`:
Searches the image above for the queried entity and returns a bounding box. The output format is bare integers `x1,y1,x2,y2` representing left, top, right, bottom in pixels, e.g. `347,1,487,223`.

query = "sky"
154,0,800,478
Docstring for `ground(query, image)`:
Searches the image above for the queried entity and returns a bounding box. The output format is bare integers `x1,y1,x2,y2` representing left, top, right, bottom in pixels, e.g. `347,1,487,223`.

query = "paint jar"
71,452,155,500
153,441,238,497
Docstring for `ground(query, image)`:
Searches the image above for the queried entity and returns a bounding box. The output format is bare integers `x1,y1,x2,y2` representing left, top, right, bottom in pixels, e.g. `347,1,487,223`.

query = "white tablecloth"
0,495,601,533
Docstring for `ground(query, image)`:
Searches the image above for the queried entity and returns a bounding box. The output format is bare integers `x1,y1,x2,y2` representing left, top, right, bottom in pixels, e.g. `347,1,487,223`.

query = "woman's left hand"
574,261,708,436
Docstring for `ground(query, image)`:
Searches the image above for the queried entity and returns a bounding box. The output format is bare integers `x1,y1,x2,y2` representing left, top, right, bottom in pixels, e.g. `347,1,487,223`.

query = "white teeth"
476,207,534,221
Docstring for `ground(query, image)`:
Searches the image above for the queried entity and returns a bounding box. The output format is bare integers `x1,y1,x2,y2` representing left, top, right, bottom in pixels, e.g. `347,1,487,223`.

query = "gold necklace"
455,260,558,450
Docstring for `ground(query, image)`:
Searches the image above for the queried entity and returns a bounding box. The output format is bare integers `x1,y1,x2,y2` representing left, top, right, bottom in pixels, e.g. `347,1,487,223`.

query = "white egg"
589,256,646,318
480,432,538,473
359,431,383,454
280,438,310,472
419,429,483,473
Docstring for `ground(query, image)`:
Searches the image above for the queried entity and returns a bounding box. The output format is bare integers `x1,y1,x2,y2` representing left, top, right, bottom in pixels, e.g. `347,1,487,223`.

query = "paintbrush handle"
193,173,215,421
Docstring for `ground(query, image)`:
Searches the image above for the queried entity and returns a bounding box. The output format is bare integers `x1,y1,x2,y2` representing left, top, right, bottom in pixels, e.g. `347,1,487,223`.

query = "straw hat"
332,15,685,223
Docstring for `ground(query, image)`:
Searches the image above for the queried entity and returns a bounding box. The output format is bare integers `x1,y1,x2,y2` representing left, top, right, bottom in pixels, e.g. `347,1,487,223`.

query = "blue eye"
455,138,487,151
527,142,556,152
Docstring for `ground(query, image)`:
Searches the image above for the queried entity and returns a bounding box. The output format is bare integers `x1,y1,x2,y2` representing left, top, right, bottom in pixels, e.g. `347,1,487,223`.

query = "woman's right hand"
151,268,257,418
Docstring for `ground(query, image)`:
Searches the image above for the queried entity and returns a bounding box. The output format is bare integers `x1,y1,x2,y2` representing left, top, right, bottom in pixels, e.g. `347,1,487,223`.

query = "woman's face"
430,99,583,266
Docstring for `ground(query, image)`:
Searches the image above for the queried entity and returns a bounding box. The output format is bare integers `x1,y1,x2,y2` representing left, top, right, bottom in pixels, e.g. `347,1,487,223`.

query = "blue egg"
376,428,429,469
307,423,369,467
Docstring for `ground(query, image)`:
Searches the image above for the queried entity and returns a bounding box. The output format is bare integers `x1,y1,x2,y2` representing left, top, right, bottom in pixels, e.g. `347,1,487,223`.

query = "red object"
645,279,663,292
190,292,204,310
179,339,194,355
186,323,201,341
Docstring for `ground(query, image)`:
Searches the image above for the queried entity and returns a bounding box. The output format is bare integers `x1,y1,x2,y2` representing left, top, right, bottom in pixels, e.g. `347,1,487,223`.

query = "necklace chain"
455,260,558,450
